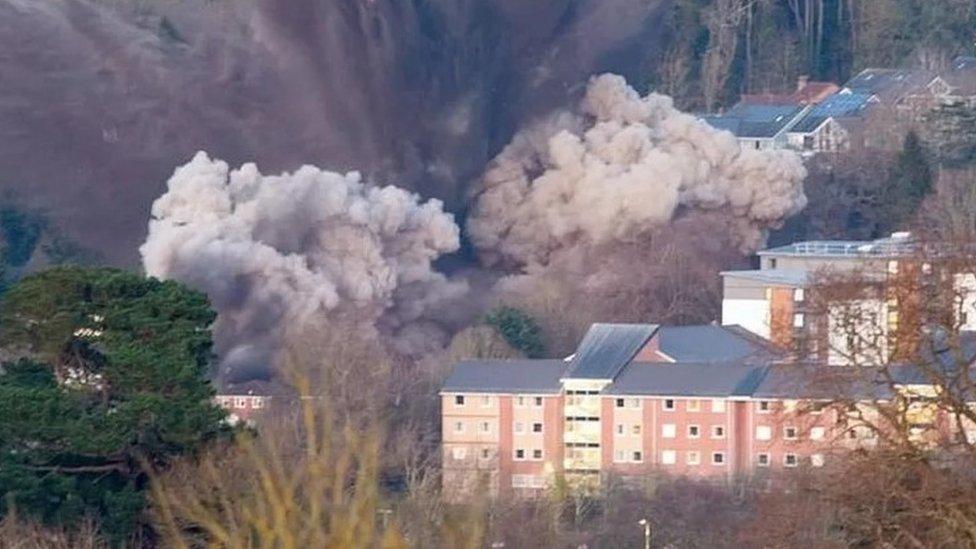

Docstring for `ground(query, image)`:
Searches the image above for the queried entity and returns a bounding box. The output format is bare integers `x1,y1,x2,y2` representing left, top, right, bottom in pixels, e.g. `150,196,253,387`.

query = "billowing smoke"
140,152,466,381
468,73,808,269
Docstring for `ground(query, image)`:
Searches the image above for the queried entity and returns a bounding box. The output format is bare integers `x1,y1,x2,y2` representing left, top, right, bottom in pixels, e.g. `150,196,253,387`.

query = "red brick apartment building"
440,321,970,499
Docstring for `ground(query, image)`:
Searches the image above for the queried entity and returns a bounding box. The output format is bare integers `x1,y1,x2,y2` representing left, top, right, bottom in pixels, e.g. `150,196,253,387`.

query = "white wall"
722,298,771,339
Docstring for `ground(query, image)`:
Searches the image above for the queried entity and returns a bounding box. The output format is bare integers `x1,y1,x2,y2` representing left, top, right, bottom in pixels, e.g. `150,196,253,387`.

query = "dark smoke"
0,0,669,265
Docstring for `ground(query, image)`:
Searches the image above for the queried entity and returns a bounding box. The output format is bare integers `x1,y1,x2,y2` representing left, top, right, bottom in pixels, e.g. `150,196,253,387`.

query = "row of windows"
452,395,544,407
515,422,544,434
451,446,495,460
514,448,544,461
662,423,726,439
616,398,729,413
661,450,725,466
216,396,266,409
755,425,825,441
453,420,493,434
449,446,825,468
758,453,825,468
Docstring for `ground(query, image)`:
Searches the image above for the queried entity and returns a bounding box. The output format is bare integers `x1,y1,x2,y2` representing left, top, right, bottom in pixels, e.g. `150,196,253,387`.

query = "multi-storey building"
441,322,972,499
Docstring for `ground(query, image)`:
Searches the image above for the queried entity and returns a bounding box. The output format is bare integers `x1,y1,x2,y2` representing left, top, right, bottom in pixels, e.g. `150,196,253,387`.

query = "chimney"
796,75,809,92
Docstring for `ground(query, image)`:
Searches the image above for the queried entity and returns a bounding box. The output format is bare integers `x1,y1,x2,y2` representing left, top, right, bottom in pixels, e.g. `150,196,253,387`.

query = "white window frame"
711,425,726,439
627,397,641,409
514,448,526,461
688,424,701,439
712,452,726,466
452,447,467,460
711,399,726,413
663,399,676,411
631,424,641,436
252,397,265,409
514,421,525,434
481,395,491,408
515,396,527,407
455,395,465,406
531,448,543,461
784,426,798,440
810,426,825,440
687,451,700,466
632,451,643,463
687,399,700,412
661,450,676,465
793,313,805,328
757,401,772,413
662,424,677,439
532,422,543,434
533,396,544,407
811,453,825,467
756,425,772,441
757,453,770,467
616,423,625,435
235,397,248,408
784,453,798,467
794,288,805,302
480,421,491,433
615,398,626,408
454,421,464,433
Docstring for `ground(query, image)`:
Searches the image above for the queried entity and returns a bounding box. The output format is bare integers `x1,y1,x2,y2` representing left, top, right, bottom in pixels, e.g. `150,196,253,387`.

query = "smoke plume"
140,152,466,381
468,73,808,269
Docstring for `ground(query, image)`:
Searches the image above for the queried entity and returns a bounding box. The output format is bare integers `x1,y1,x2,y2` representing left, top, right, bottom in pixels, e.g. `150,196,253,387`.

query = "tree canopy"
484,306,546,359
0,267,228,540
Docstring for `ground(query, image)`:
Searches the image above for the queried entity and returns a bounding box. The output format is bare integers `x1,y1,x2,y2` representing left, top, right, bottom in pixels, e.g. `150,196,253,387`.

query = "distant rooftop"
703,104,806,139
788,92,872,134
606,362,767,397
442,359,566,394
721,269,809,287
758,233,914,258
655,324,778,363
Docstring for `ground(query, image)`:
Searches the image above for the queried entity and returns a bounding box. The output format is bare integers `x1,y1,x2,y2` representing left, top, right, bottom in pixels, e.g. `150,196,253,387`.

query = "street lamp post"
638,518,651,549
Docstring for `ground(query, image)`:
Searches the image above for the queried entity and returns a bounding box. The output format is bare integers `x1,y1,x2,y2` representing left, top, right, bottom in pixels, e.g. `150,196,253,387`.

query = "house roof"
655,324,778,363
843,68,934,102
942,56,976,96
441,359,567,394
794,81,840,104
788,92,872,134
703,104,806,139
721,269,809,287
758,233,914,258
607,362,768,397
565,323,658,380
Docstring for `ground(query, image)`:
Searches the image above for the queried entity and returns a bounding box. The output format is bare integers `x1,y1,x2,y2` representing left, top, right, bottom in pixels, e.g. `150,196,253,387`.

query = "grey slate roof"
565,323,658,380
655,325,777,363
606,362,767,397
703,104,806,139
788,92,872,133
441,359,566,394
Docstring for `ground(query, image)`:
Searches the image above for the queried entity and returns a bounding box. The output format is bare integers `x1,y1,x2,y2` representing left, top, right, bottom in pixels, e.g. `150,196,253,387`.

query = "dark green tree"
0,267,228,540
884,131,934,231
484,306,546,359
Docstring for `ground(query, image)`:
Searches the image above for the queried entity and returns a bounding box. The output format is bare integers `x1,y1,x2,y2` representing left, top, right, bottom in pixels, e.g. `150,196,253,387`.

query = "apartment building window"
613,450,625,462
514,422,525,434
454,421,464,433
664,399,676,411
756,426,772,440
793,313,805,328
810,427,825,440
887,260,899,274
757,401,771,413
784,454,798,467
516,396,526,407
712,452,725,465
811,454,825,467
662,424,677,438
794,288,805,302
784,426,798,440
711,425,726,439
631,424,641,436
688,425,701,438
532,422,543,433
757,453,770,467
628,398,641,409
480,421,491,433
661,450,676,465
452,447,467,460
455,395,465,406
481,395,491,407
532,449,543,460
616,424,625,435
632,451,643,463
687,399,700,412
616,398,625,408
235,397,248,408
711,399,726,413
534,396,543,407
252,397,265,409
687,451,700,466
515,449,525,460
481,448,491,459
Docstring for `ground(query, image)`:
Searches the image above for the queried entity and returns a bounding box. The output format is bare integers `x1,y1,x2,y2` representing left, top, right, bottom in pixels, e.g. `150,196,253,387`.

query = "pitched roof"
441,359,566,394
565,323,658,380
788,92,872,134
655,324,778,363
607,362,767,397
843,68,934,102
703,104,806,138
